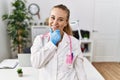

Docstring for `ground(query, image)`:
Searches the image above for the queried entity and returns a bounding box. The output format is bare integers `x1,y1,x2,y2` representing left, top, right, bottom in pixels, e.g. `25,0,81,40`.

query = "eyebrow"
50,15,65,20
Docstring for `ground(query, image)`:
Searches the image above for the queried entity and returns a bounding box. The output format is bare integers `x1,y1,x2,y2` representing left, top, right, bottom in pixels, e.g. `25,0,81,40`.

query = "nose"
52,19,58,26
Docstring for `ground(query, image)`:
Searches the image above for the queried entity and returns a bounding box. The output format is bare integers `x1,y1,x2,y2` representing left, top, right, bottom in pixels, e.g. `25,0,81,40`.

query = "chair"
18,54,31,67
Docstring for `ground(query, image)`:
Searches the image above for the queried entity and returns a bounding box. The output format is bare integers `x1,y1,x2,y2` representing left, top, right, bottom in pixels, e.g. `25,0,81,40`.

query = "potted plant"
2,0,32,53
83,33,89,40
17,68,23,77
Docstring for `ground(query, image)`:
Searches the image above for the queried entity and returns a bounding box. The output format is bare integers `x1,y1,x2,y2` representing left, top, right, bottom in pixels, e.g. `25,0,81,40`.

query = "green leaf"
2,14,8,20
2,0,32,53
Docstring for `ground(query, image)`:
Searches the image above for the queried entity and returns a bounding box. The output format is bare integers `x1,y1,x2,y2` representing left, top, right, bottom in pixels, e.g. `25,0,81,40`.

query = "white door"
93,0,120,62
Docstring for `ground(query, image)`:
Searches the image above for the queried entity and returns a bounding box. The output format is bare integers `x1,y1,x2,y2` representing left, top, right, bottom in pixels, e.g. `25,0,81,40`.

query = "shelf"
80,39,93,62
80,39,92,43
31,26,49,42
83,53,92,57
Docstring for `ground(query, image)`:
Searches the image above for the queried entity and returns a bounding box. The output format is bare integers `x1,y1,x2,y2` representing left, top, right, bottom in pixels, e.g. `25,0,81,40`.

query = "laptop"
18,54,31,67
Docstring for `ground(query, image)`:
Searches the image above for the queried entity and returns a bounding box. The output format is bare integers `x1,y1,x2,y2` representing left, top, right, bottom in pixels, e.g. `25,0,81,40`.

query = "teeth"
51,26,56,31
52,26,56,28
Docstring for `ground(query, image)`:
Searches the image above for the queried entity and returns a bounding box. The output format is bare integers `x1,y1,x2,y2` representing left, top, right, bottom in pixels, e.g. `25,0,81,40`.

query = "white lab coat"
31,32,87,80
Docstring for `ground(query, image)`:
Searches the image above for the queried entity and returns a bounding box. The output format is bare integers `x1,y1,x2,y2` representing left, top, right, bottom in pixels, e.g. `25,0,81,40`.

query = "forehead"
50,8,67,18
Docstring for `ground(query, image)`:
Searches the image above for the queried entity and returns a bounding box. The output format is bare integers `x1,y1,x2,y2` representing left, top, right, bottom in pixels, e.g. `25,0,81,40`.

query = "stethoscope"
41,32,74,65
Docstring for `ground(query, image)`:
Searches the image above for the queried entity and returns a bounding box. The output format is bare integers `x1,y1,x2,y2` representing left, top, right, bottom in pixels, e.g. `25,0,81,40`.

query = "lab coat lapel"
59,33,79,57
60,33,70,49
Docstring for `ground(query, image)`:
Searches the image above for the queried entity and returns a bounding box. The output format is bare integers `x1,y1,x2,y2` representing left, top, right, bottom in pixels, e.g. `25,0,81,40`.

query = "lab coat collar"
61,32,70,44
58,32,70,49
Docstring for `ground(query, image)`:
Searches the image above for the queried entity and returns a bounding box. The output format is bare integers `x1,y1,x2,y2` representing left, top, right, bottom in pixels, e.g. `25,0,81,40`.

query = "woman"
31,4,87,80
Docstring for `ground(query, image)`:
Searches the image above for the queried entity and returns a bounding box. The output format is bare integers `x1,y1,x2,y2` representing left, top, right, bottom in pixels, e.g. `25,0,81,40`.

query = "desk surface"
0,58,105,80
0,67,39,80
83,58,105,80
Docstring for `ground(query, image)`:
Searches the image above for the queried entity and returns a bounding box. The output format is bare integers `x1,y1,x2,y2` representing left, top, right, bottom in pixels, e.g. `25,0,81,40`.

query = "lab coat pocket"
66,53,78,69
65,54,74,69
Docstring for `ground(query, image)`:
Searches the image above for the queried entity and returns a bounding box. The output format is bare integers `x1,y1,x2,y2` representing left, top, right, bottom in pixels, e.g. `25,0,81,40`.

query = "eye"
58,19,64,21
50,16,55,20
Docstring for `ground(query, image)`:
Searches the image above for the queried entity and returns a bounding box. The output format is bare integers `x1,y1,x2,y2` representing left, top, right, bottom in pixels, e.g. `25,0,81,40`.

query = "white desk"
0,58,105,80
0,67,39,80
83,58,105,80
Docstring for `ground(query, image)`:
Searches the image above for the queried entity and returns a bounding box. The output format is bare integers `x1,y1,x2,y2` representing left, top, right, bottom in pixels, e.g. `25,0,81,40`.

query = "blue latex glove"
50,28,61,45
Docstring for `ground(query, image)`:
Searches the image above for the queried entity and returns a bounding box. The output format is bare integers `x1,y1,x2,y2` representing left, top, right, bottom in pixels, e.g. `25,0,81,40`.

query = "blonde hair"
53,4,73,35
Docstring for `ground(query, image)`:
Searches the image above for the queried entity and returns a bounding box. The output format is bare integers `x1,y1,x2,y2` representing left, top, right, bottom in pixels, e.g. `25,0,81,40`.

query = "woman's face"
49,8,68,33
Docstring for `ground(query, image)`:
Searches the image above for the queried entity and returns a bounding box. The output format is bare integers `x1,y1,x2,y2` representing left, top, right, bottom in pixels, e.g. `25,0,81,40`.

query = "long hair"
52,4,73,35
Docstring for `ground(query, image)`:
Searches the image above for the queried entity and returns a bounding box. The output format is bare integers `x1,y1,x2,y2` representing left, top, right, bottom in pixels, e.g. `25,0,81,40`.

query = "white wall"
0,0,11,62
27,0,94,30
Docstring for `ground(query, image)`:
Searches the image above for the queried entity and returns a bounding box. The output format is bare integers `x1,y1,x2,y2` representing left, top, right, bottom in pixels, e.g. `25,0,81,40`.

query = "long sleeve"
75,54,87,80
31,35,57,68
72,37,87,80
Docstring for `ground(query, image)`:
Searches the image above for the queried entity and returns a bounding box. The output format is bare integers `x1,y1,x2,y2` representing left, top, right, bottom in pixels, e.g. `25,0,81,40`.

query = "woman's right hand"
49,28,61,45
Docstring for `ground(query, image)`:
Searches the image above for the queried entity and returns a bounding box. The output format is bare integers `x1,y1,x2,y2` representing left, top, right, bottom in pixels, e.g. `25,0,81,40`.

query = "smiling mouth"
51,26,57,31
